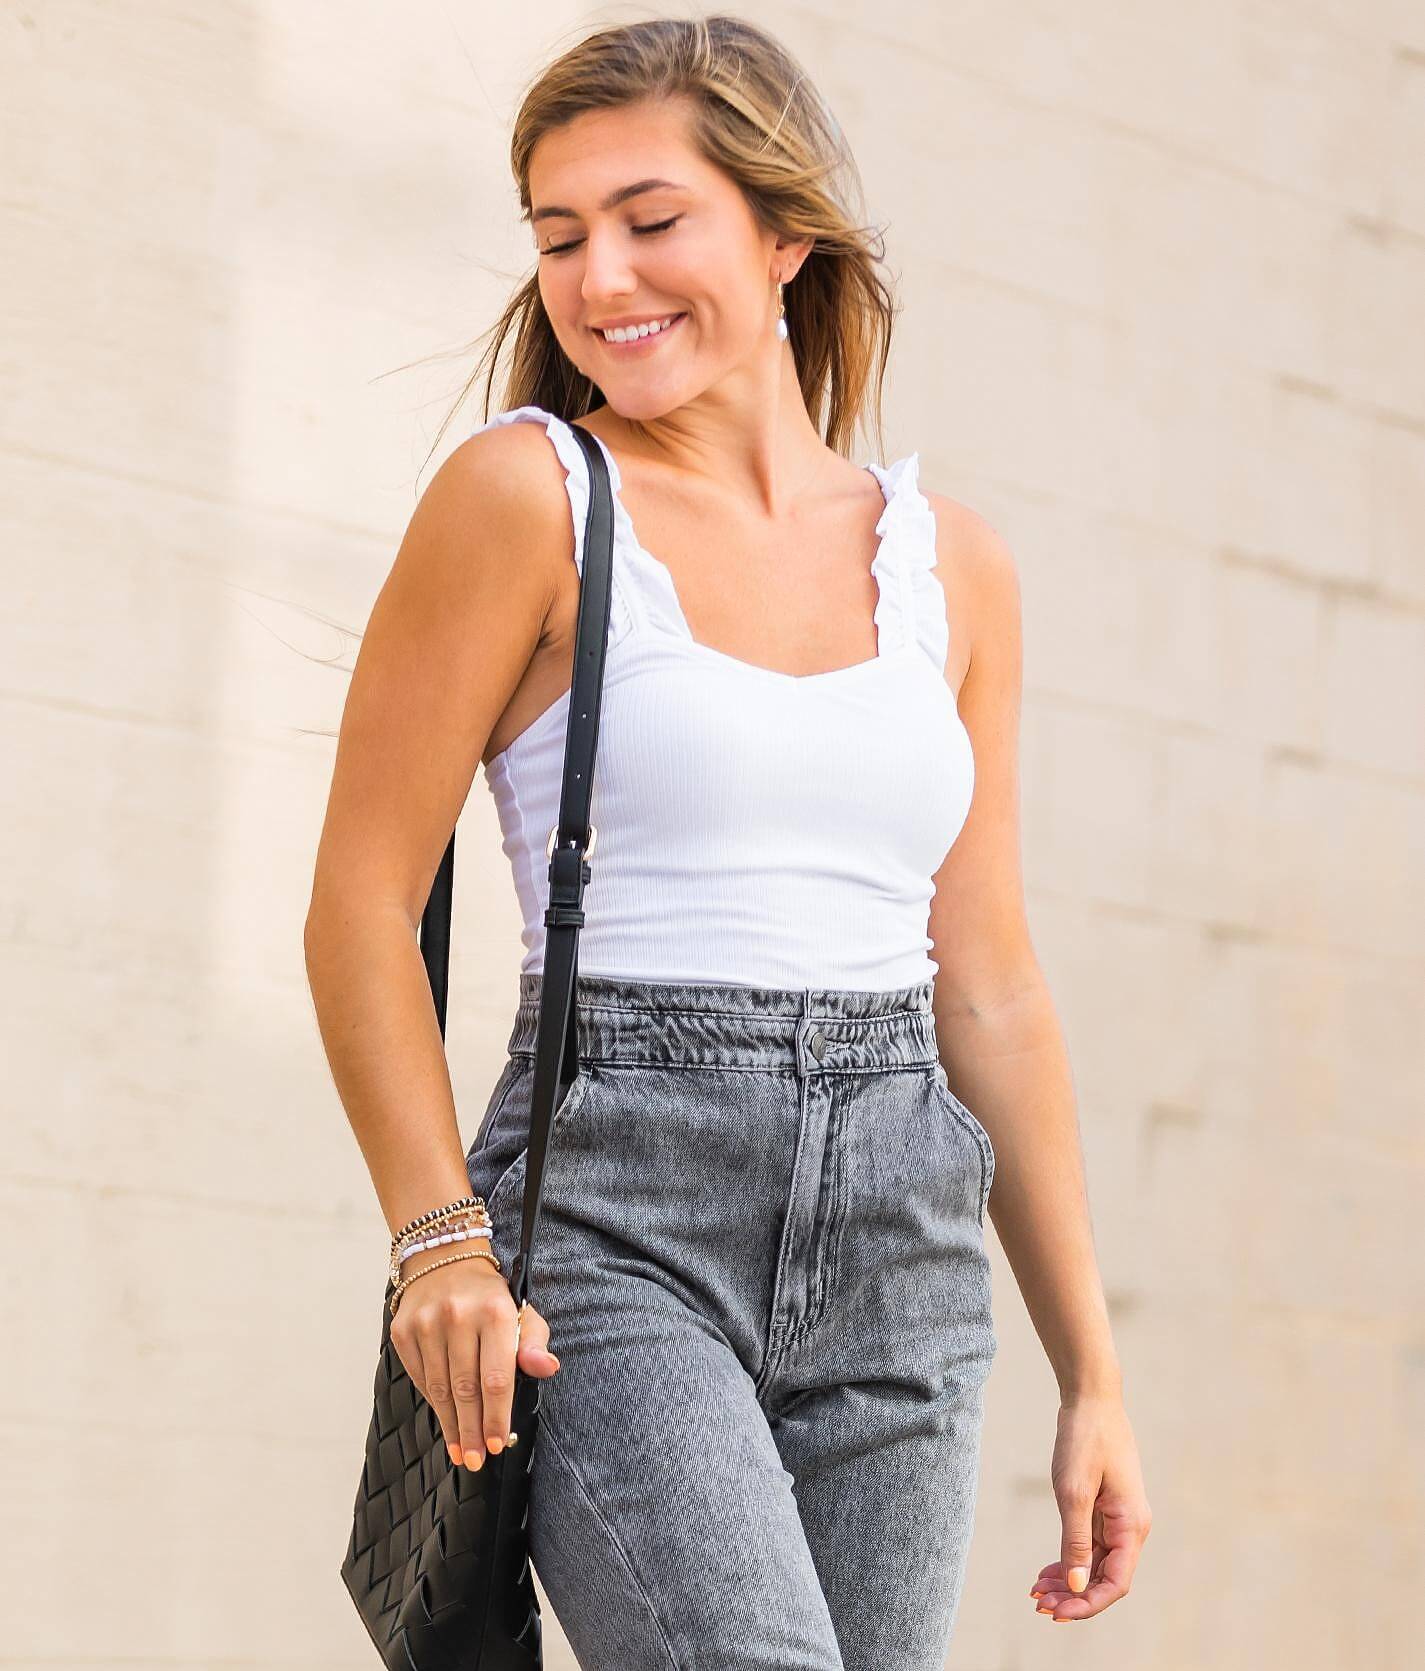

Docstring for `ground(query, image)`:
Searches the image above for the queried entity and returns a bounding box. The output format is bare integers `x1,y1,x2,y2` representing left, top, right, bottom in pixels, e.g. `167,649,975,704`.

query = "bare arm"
923,497,1121,1401
924,492,1150,1624
302,427,567,1239
303,423,582,1469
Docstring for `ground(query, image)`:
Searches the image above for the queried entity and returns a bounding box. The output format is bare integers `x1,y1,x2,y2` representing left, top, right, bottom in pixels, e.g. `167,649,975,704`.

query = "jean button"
808,1029,827,1061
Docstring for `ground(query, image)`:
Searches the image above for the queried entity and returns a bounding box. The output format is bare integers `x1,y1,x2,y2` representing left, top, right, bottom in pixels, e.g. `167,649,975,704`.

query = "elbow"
303,889,416,977
302,904,330,990
303,890,350,980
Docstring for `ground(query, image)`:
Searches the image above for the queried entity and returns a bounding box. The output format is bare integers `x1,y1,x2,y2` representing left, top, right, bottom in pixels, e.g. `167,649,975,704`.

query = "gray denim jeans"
465,972,997,1670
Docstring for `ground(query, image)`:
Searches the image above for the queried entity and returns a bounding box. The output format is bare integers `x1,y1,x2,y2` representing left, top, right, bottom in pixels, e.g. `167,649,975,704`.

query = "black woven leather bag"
340,420,616,1669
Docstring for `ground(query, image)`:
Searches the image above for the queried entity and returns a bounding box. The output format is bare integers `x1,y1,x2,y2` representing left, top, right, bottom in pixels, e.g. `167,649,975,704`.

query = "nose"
579,229,638,307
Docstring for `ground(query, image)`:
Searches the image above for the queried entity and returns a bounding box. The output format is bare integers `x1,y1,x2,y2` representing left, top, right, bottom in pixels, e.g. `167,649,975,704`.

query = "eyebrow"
530,178,689,224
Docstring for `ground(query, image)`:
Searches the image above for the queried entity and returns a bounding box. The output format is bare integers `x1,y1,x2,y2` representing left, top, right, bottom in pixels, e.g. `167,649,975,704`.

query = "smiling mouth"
593,312,688,349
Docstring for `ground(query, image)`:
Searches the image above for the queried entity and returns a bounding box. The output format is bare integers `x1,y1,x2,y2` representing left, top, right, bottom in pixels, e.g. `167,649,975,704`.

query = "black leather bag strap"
416,418,615,1310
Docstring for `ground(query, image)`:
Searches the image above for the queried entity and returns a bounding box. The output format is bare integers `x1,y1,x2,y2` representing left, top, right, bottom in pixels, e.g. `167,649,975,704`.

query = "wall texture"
3,3,1421,1668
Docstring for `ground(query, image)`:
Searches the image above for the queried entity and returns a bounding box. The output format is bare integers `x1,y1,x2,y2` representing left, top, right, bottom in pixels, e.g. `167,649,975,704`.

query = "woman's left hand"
1029,1391,1152,1623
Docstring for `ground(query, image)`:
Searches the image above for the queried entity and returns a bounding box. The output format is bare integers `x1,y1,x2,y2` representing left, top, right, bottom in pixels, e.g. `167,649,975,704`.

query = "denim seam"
928,1069,993,1225
510,1053,806,1078
511,1055,938,1075
802,1091,845,1333
819,1096,850,1329
538,1414,681,1670
471,1056,531,1165
521,999,932,1024
484,1149,527,1226
481,1070,597,1220
756,1076,817,1390
821,1061,938,1077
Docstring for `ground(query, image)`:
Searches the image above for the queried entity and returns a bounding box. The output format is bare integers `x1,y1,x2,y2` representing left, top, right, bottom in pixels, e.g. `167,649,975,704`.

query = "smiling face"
528,99,803,420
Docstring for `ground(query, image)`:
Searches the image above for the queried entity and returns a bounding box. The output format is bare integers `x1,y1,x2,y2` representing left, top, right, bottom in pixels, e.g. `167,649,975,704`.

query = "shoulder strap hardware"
546,822,597,859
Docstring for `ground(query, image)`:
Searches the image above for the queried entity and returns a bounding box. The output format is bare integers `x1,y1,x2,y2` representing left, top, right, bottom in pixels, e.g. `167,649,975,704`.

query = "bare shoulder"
921,486,1023,644
361,416,583,715
412,419,578,595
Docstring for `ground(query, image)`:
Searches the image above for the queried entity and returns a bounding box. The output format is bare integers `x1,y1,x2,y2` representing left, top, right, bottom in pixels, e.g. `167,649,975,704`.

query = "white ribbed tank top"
476,404,975,991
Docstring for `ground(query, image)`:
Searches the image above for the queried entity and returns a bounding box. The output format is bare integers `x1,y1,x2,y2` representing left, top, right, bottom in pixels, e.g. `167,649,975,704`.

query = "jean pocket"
468,1054,532,1164
929,1064,995,1224
479,1063,599,1225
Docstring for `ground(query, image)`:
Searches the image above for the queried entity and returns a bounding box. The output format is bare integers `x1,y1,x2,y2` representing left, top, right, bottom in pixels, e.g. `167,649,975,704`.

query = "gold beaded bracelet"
390,1244,503,1317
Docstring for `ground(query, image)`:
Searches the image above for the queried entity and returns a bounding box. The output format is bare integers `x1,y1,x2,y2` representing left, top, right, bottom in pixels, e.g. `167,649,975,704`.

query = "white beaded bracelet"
396,1223,493,1268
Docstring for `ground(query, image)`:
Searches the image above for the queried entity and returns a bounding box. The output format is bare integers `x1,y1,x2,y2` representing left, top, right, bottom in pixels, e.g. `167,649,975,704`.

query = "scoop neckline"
484,632,919,767
652,632,917,686
575,421,909,685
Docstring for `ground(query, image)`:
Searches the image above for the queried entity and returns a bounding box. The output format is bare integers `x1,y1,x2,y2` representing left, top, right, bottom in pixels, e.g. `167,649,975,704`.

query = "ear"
771,236,815,283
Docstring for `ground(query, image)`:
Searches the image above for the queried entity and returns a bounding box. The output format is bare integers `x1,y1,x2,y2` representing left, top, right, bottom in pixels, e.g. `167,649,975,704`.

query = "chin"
596,382,692,423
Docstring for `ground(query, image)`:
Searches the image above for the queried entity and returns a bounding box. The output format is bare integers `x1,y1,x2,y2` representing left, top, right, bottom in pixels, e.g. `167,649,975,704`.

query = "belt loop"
795,986,829,1077
795,987,823,1079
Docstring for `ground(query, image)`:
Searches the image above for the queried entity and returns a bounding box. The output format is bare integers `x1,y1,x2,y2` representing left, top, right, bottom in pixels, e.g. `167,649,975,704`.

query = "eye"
540,216,681,257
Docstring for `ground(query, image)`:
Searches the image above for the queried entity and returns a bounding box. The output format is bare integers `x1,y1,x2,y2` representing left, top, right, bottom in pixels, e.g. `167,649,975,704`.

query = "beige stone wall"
4,4,1420,1667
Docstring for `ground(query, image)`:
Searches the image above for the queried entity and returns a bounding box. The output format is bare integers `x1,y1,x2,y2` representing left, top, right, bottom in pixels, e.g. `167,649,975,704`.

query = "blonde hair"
440,12,898,463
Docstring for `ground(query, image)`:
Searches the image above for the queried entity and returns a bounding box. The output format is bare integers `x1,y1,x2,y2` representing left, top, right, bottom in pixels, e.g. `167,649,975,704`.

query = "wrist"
397,1237,500,1284
1058,1366,1124,1404
389,1198,497,1285
386,1174,483,1244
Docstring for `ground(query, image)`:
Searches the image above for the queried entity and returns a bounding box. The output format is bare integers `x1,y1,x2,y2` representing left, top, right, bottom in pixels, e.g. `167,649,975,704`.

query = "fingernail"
1067,1566,1089,1592
448,1443,463,1466
487,1435,504,1454
1036,1605,1055,1615
466,1449,485,1471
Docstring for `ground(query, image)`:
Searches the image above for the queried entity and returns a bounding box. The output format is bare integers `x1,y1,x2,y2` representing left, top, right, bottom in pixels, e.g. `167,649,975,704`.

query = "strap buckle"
546,822,598,859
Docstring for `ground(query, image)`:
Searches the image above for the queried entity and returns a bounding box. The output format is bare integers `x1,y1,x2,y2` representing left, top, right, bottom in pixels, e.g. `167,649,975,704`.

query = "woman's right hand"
389,1246,561,1471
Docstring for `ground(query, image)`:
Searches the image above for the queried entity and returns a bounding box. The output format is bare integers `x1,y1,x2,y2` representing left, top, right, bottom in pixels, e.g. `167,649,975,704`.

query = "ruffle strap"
866,451,949,674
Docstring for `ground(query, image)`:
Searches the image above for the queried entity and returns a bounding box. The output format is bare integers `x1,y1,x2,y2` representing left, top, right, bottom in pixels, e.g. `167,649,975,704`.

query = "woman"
305,15,1150,1668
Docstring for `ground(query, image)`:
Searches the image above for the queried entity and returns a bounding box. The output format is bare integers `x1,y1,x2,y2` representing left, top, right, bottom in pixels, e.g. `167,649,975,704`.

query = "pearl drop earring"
775,280,789,342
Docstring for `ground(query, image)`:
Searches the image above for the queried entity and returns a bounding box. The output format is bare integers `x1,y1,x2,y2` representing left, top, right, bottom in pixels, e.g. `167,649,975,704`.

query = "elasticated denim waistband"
506,970,941,1074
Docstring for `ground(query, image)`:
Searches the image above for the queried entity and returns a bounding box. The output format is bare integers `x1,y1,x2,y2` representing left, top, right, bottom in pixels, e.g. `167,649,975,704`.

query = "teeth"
599,313,681,343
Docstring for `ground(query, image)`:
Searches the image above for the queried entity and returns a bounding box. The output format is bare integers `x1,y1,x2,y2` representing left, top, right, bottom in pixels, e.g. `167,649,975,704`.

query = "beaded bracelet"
390,1196,488,1262
390,1244,501,1317
396,1221,493,1268
391,1222,493,1285
389,1204,494,1285
391,1193,486,1249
